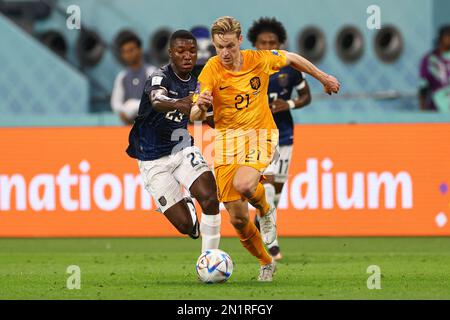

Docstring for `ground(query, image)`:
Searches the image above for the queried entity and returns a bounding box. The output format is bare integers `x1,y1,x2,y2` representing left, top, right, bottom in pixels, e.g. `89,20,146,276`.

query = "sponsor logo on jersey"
194,82,201,94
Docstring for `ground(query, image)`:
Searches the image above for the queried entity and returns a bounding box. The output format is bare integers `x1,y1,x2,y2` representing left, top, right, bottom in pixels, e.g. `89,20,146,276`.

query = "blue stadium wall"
1,0,450,126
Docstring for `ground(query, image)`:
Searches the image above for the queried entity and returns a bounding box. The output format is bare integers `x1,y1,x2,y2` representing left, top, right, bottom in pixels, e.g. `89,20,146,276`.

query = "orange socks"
235,219,272,266
247,183,270,216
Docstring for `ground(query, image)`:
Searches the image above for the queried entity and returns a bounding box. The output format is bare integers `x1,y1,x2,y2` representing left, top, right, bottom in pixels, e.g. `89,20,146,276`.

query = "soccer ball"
196,249,233,284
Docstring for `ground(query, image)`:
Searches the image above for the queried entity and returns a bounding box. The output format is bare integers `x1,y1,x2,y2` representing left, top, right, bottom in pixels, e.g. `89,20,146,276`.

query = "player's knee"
233,179,255,198
190,174,220,214
198,196,220,215
195,189,219,214
230,215,249,230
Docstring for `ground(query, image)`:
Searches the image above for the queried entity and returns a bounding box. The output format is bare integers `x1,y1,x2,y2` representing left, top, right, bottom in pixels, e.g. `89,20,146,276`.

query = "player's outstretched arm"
281,50,341,95
151,89,193,115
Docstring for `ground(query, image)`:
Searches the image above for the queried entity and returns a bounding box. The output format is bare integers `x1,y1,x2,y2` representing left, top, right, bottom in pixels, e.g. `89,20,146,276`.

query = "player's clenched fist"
175,94,194,115
196,90,213,111
322,74,341,95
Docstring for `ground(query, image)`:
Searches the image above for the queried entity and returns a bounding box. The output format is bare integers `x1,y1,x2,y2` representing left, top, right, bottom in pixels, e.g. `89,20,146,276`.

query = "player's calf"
197,194,221,251
172,217,194,235
196,195,221,251
189,171,221,251
163,198,198,237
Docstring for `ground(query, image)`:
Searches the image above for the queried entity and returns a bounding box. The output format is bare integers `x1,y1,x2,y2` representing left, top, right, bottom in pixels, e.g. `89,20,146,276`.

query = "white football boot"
258,206,277,245
185,197,200,239
258,259,277,282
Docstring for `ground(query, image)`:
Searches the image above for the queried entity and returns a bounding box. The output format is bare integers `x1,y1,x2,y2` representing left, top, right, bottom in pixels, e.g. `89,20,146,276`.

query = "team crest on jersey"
158,196,167,207
250,77,261,90
195,82,201,94
277,73,289,87
271,50,279,56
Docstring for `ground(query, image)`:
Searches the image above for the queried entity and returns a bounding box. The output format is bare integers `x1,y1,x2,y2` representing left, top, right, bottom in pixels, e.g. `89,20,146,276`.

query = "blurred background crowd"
0,0,449,127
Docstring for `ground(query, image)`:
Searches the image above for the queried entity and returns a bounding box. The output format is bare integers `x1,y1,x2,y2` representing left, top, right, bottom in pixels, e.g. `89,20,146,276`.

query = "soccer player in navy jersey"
247,17,312,260
126,30,221,253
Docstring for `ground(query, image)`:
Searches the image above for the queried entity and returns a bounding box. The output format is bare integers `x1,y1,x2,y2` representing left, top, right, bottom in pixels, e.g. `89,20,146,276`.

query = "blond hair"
211,16,241,38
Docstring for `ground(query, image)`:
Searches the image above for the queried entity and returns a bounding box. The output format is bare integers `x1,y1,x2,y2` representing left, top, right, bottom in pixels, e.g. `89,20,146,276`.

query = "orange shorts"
214,153,273,203
213,132,278,202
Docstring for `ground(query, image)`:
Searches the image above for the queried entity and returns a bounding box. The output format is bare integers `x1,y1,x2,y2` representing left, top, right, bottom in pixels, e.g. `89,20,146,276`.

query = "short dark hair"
247,17,287,46
115,30,142,49
438,25,450,42
169,30,197,46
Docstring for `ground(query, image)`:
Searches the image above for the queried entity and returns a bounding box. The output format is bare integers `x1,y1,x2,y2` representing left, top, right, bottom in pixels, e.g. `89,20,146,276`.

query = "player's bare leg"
189,171,221,252
163,199,199,238
224,199,276,281
232,165,277,245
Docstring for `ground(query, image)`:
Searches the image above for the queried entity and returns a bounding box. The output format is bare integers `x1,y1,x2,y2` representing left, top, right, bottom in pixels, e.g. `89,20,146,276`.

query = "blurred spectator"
190,26,215,78
111,32,156,125
419,25,450,112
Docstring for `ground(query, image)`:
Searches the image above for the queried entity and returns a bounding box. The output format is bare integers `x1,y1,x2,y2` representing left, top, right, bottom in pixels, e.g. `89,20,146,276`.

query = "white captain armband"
295,80,306,90
287,99,296,109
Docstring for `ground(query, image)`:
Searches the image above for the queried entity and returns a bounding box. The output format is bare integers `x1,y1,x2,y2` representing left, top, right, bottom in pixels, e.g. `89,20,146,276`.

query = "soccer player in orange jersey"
191,16,340,281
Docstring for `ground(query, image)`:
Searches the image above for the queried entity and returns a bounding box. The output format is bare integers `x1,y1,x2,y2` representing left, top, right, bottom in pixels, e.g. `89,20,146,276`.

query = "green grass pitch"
0,237,449,299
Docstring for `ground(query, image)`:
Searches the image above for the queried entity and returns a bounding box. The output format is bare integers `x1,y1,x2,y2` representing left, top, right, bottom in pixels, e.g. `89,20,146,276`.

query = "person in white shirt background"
111,31,157,125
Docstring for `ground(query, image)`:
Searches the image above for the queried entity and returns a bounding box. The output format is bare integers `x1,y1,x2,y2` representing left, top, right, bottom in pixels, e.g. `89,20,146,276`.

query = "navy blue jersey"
126,64,197,161
268,66,305,146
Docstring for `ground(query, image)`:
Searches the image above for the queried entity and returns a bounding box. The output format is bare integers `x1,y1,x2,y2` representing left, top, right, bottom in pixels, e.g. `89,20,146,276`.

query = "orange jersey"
194,50,288,201
195,49,288,132
195,50,287,169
